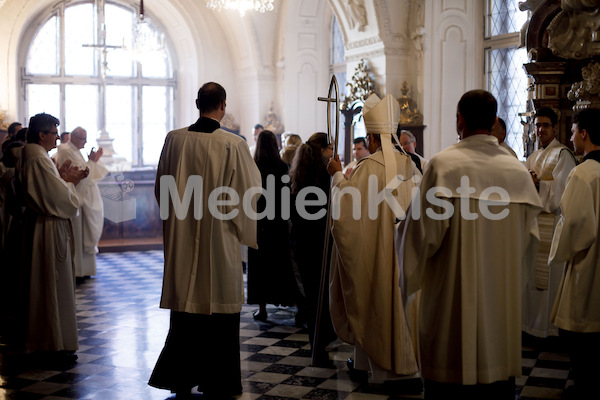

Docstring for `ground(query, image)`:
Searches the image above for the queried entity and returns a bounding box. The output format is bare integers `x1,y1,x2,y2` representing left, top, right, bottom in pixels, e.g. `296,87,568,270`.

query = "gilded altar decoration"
567,61,600,109
547,0,600,60
264,102,284,134
221,112,240,133
342,58,374,110
397,81,423,125
0,111,8,130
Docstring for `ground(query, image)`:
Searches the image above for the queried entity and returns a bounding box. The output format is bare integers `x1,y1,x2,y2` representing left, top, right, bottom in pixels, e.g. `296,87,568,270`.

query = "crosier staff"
311,75,340,366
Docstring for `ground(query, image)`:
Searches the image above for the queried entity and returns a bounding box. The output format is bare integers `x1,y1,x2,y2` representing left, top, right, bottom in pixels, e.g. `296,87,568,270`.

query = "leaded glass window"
22,0,175,169
485,0,528,38
484,0,529,160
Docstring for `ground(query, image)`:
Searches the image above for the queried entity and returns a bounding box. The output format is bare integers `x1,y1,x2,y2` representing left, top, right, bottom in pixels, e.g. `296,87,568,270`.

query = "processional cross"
311,76,340,367
81,0,122,163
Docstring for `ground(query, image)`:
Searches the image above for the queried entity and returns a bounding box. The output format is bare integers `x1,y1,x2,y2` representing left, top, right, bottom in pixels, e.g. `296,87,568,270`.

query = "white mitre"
363,93,403,189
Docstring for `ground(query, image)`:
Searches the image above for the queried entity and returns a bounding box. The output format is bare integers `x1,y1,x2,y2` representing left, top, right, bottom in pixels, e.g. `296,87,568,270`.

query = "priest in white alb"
522,107,577,338
396,90,542,399
18,113,88,364
326,93,422,392
54,126,108,279
548,107,600,399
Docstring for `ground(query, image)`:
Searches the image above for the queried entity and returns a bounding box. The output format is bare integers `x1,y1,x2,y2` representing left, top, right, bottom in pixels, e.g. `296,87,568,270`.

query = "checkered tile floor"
0,251,575,399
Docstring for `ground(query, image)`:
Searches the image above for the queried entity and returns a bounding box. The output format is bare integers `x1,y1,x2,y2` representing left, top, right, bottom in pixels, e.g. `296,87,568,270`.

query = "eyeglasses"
535,123,553,129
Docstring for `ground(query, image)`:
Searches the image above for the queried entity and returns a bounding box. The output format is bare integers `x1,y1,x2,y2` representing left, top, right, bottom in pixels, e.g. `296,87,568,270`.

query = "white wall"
423,0,484,157
282,0,332,141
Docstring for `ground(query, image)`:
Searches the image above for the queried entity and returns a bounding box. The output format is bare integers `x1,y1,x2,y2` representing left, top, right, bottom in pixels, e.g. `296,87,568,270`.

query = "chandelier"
205,0,275,17
131,0,166,63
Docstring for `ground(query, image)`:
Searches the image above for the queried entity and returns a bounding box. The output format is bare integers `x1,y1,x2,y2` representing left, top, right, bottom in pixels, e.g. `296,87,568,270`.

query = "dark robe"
247,159,299,306
290,166,337,365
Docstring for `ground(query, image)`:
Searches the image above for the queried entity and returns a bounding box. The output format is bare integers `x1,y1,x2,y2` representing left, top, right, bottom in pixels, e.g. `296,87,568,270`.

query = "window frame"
18,0,177,169
484,0,530,160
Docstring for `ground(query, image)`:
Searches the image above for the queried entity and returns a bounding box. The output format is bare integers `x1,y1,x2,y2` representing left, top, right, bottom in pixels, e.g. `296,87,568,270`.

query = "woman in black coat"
247,130,300,321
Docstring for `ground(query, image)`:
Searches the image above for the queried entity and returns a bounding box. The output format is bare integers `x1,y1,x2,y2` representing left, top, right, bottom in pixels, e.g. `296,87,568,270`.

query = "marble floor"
0,250,575,399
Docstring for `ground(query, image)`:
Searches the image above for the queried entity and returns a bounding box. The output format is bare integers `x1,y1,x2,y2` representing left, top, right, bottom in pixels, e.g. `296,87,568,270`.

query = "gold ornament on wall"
0,111,8,130
567,61,600,110
397,81,423,125
343,58,374,110
263,102,284,134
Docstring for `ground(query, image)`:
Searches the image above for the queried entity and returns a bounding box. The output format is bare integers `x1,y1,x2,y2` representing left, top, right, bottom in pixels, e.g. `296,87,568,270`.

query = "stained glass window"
22,1,175,169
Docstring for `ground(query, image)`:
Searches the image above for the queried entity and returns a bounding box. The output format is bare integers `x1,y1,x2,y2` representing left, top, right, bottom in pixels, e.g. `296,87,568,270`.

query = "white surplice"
397,134,542,385
155,127,261,314
549,157,600,333
500,141,518,158
329,150,421,378
18,143,81,351
522,138,576,337
54,142,109,277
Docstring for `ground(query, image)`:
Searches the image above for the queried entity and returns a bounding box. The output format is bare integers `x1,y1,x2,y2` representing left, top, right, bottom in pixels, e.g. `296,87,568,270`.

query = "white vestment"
18,143,81,351
54,142,109,277
156,126,261,314
329,150,421,378
397,134,542,385
416,153,428,172
549,156,600,333
500,141,518,158
522,138,576,337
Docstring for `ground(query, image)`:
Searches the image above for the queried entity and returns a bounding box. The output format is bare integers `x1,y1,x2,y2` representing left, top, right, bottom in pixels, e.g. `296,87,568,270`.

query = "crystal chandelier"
205,0,275,17
131,0,166,62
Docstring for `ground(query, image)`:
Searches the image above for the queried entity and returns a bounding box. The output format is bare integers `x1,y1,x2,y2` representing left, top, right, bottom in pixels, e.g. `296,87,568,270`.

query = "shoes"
310,350,335,369
253,309,267,322
346,357,368,382
561,385,586,400
382,377,424,395
202,392,242,399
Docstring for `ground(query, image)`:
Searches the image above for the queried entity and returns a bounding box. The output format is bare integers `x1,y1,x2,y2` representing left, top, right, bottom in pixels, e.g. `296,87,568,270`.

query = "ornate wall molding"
345,48,385,62
346,36,382,50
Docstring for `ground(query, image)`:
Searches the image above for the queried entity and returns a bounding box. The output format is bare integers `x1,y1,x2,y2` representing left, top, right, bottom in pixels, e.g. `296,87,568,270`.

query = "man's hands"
529,169,540,191
327,155,342,176
59,159,90,186
89,147,104,162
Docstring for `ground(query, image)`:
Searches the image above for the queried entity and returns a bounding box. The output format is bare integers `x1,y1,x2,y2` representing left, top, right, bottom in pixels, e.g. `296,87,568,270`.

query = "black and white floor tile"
0,251,575,399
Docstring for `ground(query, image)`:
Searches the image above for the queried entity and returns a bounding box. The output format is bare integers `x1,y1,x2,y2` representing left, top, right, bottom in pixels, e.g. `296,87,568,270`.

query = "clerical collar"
583,150,600,163
541,138,555,150
189,117,220,133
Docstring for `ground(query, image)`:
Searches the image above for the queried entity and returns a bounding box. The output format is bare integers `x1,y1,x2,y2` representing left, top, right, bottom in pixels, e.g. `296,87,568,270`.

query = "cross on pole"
318,75,341,157
311,75,341,367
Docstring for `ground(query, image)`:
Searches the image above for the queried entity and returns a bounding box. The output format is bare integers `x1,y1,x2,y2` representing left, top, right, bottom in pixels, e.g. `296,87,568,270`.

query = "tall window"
484,0,529,160
22,1,175,169
330,15,351,158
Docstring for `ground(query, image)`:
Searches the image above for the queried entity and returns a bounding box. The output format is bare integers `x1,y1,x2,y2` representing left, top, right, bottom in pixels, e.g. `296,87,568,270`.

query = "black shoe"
346,357,368,382
561,385,583,400
202,390,242,399
382,377,424,395
253,309,267,322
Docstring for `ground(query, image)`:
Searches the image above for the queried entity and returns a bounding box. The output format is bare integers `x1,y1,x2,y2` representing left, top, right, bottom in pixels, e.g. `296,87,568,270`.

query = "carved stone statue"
411,26,426,59
347,0,368,32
